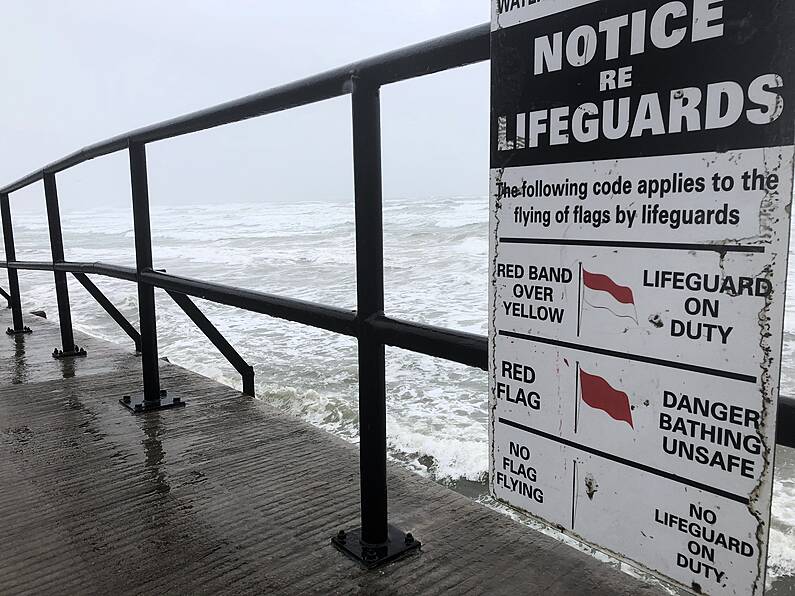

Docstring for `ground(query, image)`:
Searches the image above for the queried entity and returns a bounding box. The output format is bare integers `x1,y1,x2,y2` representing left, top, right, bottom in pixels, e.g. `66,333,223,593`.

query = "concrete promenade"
0,309,660,595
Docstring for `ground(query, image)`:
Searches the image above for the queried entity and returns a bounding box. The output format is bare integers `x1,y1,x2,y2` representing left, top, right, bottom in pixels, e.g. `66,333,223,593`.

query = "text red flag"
582,269,634,305
579,369,634,428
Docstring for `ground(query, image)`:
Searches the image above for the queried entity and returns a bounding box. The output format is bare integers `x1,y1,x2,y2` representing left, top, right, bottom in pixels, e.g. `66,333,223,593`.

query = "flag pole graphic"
577,262,583,338
571,460,578,530
574,360,580,434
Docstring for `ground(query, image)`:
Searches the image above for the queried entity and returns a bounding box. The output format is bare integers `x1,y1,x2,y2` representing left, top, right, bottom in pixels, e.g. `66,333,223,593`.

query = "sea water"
5,196,794,591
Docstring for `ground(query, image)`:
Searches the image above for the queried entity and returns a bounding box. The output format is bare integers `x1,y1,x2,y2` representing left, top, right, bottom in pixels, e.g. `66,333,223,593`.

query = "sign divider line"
576,261,583,338
498,237,765,253
574,361,580,434
497,417,750,506
498,329,758,384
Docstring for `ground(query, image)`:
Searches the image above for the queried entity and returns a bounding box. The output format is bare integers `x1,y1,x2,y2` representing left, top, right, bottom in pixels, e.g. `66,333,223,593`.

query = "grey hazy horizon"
1,1,489,214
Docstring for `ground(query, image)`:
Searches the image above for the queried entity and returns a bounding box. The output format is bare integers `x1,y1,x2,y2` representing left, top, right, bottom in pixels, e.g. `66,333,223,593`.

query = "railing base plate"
52,345,87,359
332,525,420,569
6,326,32,335
120,390,185,414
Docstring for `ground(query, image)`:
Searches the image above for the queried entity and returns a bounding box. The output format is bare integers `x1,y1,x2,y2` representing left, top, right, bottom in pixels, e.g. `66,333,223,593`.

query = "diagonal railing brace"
72,272,141,352
0,286,10,308
167,290,255,396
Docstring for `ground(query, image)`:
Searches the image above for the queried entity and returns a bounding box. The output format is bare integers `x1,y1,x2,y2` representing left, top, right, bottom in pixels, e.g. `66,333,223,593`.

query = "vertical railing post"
0,193,31,335
44,172,84,358
353,79,388,548
331,76,420,568
130,142,161,402
122,142,184,413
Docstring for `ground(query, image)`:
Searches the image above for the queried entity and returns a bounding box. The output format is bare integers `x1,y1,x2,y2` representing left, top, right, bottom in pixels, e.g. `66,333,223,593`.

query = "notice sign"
488,1,795,594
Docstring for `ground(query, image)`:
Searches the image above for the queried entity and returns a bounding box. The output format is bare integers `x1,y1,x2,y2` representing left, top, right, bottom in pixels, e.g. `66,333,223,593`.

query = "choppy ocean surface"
5,196,795,591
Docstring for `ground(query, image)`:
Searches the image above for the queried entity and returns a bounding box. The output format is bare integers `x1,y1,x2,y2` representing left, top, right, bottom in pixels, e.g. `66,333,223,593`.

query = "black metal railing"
0,22,793,567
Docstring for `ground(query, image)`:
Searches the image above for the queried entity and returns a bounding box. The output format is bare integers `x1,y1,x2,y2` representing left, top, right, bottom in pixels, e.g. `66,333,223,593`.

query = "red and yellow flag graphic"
581,269,637,322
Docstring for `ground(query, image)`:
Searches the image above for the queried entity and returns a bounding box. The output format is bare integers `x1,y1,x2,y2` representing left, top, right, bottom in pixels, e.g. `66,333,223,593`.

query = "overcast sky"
1,1,489,211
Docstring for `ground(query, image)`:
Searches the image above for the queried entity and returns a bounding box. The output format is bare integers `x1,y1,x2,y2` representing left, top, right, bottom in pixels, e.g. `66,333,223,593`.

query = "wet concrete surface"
0,309,661,595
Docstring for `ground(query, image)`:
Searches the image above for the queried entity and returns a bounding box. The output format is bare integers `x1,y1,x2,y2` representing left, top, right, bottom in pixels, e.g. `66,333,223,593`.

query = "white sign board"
488,1,795,594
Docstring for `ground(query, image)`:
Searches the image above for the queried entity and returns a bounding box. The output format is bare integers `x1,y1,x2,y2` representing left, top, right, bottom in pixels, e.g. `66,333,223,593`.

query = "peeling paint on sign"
488,1,795,595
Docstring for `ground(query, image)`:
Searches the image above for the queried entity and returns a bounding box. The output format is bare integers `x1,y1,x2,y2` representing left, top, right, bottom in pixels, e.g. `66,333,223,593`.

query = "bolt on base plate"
332,525,420,569
119,389,185,414
6,326,32,335
52,345,87,359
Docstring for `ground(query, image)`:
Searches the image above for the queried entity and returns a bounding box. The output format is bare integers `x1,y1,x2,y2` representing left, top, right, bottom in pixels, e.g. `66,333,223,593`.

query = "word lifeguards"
496,75,783,150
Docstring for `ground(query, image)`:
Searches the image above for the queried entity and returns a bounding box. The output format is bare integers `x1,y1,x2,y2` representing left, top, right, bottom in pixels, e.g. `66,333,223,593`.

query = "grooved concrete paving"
0,309,660,595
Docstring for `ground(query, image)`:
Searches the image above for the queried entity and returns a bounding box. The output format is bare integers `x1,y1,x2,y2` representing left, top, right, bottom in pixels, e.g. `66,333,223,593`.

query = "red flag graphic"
579,369,634,428
582,269,634,305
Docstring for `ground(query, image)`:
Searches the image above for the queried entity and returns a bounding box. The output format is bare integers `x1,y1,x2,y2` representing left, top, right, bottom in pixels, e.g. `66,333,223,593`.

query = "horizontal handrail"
0,23,489,196
2,260,138,282
142,269,357,337
0,259,488,370
371,314,487,370
58,262,138,282
7,257,794,449
9,263,793,447
143,271,487,369
2,260,52,271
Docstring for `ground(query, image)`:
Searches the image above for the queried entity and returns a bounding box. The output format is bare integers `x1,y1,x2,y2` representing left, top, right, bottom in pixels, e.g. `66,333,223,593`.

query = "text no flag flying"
582,268,637,323
579,369,634,429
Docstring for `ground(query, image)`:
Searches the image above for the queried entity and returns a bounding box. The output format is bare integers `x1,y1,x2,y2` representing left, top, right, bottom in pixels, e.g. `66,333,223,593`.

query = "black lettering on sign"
497,262,525,278
643,270,772,296
497,442,544,503
670,319,733,344
500,362,542,409
503,300,565,323
654,508,755,557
